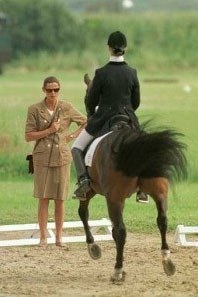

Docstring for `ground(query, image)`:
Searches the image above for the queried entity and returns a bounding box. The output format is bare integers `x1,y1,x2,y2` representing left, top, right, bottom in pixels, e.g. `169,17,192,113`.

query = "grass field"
0,68,197,232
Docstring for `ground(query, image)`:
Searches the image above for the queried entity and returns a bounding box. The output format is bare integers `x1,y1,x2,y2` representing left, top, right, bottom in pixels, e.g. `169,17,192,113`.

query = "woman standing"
25,76,86,247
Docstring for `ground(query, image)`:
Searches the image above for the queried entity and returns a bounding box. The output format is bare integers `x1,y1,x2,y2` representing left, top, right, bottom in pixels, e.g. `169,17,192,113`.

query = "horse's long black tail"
112,125,187,181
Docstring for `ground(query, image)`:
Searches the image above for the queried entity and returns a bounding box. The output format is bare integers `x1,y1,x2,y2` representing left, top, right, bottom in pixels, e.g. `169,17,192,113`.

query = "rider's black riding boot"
71,148,91,199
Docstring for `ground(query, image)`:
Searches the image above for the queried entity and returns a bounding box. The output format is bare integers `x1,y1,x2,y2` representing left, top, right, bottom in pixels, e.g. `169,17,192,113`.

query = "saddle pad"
85,132,112,167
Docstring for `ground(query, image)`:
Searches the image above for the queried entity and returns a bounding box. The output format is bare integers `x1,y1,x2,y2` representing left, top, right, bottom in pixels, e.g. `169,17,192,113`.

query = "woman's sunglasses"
45,88,60,93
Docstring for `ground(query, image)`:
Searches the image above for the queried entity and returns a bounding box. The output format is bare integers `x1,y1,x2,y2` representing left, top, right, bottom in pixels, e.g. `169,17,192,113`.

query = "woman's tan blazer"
25,99,87,167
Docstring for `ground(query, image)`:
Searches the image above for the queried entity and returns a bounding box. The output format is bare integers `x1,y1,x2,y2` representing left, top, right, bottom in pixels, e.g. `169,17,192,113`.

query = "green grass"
0,68,198,232
1,179,198,233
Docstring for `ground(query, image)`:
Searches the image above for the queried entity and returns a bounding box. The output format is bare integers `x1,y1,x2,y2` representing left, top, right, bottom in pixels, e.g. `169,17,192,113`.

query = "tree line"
0,0,86,57
0,0,198,70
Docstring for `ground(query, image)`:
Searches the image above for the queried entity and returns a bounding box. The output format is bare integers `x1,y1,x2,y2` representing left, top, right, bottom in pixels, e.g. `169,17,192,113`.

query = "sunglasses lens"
46,88,60,93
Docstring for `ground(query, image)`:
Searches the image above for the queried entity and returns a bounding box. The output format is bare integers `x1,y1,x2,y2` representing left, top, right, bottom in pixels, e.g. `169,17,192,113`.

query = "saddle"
84,114,131,167
95,114,131,138
109,114,130,131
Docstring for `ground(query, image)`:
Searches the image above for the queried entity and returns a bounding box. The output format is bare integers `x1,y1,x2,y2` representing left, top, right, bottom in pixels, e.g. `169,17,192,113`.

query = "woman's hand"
66,134,75,143
49,120,61,133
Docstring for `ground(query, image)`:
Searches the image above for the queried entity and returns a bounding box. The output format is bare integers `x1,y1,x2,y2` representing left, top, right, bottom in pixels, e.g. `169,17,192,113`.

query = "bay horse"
77,76,187,283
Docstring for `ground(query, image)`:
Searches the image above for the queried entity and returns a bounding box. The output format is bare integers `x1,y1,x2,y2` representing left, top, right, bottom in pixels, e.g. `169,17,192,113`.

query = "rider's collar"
109,56,124,62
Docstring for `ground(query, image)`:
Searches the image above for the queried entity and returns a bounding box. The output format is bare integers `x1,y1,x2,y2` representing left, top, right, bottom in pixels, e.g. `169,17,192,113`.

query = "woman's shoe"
38,239,47,247
55,240,63,247
55,240,69,250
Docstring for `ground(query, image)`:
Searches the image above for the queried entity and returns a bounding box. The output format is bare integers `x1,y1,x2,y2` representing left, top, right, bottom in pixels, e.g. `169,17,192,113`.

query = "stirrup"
72,193,87,201
72,178,90,200
136,191,149,203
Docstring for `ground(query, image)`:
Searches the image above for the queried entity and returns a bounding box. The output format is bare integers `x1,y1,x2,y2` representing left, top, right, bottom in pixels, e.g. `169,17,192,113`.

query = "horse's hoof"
162,259,176,276
110,270,126,284
87,243,102,260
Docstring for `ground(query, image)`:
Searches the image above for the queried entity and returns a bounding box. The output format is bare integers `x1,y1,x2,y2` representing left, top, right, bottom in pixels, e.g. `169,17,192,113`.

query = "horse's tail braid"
112,125,187,181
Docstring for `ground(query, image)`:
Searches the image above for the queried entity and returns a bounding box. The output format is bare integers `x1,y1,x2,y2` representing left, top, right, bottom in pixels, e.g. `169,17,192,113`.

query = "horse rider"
71,30,148,202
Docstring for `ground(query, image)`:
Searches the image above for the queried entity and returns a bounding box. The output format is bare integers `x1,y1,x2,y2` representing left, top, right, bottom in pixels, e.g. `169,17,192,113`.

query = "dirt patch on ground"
0,232,198,297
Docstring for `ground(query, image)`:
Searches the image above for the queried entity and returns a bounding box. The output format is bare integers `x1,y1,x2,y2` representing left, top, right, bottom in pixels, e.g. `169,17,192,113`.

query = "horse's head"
84,73,92,92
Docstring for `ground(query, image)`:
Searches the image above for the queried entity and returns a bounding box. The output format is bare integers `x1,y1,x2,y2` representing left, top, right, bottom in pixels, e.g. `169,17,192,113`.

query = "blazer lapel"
39,99,52,124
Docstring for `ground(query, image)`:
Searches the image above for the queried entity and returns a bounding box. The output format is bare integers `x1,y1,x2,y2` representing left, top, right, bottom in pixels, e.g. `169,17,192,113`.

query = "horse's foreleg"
155,197,176,276
107,200,126,283
78,199,101,260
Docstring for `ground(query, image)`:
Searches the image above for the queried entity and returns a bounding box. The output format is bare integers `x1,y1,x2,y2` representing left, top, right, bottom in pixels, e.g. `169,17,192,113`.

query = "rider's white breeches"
71,129,94,151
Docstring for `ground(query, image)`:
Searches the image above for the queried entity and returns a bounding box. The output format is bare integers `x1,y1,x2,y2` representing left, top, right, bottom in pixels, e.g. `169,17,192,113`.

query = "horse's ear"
84,73,91,86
